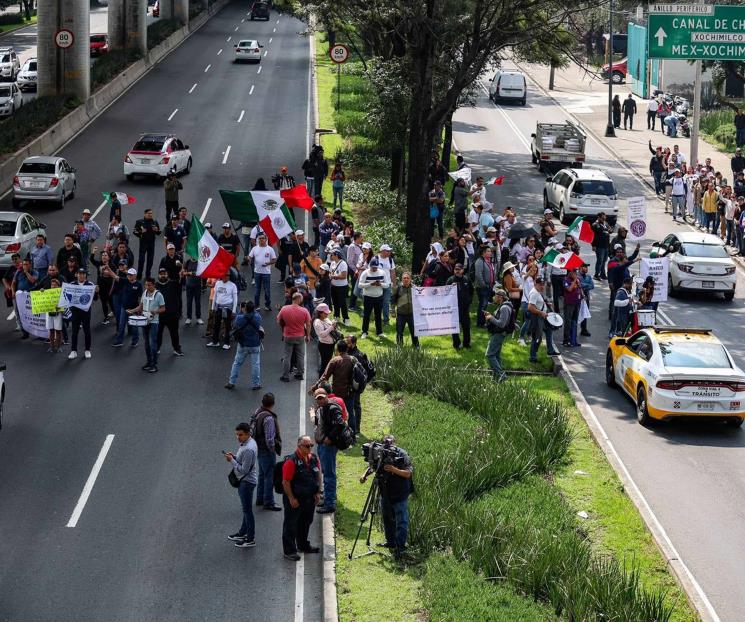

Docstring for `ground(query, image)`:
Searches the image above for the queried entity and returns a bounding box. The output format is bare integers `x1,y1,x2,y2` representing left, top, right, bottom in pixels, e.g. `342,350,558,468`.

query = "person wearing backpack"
225,301,263,390
346,335,374,435
310,388,346,514
280,435,322,561
484,289,513,382
251,393,283,511
316,340,358,433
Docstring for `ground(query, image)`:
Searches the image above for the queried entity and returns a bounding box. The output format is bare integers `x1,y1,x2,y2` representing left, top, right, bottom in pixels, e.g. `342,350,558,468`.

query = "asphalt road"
454,69,745,622
0,4,324,622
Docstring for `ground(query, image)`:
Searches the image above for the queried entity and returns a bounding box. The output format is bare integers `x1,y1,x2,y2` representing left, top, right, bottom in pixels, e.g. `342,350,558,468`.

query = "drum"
637,309,656,327
546,312,563,330
128,314,148,327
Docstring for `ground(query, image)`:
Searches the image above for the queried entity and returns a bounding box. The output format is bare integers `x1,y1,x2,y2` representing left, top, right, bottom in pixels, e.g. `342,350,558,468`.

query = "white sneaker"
84,350,91,359
68,351,77,360
361,333,368,339
518,338,526,346
343,318,350,326
185,318,191,325
222,344,231,350
207,342,217,347
197,319,204,325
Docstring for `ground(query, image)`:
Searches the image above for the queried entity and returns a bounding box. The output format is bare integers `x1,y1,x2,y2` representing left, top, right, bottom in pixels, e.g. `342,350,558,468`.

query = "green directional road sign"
648,4,745,60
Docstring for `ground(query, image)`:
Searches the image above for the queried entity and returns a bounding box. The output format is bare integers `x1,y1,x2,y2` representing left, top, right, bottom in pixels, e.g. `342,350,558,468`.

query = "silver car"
0,211,46,269
0,82,22,117
12,156,77,209
16,57,37,91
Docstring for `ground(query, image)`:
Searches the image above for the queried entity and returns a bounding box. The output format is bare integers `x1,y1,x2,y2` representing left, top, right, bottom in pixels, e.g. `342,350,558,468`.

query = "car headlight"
677,263,694,273
725,266,736,275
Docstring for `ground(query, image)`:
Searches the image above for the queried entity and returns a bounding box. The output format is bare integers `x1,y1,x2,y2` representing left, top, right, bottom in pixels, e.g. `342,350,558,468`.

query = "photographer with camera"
310,388,346,514
360,435,413,559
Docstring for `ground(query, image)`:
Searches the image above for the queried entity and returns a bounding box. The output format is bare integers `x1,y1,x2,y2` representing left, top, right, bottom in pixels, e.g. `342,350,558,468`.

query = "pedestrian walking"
225,301,263,390
647,98,658,130
328,249,350,324
578,263,594,337
128,276,165,372
281,435,322,561
377,245,397,324
622,94,637,130
277,291,312,382
163,171,182,221
316,340,358,432
391,272,418,347
591,213,611,279
155,268,183,356
310,388,345,514
68,268,94,360
225,422,258,548
612,95,621,129
312,303,337,373
208,272,238,350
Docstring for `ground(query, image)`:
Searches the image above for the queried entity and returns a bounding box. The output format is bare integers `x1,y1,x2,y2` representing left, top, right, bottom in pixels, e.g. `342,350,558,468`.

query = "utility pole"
605,0,616,137
689,0,704,166
548,61,555,90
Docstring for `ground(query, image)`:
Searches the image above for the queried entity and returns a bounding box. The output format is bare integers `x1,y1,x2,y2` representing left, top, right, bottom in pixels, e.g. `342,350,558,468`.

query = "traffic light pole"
605,0,616,138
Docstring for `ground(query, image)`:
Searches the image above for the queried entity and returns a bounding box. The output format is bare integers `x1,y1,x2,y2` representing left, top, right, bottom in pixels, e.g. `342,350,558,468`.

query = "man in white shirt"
469,177,487,204
646,99,659,130
669,169,687,222
376,244,397,323
248,233,276,311
129,276,165,372
358,257,391,338
209,272,239,349
672,144,686,165
467,197,481,235
346,232,364,310
527,276,559,362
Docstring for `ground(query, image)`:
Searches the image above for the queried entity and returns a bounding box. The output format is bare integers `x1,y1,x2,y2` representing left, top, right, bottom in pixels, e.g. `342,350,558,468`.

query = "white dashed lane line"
217,49,222,55
167,108,178,121
237,110,245,123
249,85,254,95
201,197,212,220
234,25,239,31
66,435,115,528
189,83,197,93
227,36,231,42
257,65,262,74
222,146,231,164
263,50,267,57
204,64,211,72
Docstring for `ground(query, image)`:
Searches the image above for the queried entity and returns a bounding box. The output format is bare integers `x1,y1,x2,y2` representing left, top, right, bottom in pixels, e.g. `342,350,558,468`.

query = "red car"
602,57,627,84
89,33,109,56
152,1,159,16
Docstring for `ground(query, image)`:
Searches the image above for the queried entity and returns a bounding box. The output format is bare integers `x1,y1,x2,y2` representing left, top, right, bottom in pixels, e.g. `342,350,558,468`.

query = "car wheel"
724,290,735,301
667,274,676,298
543,192,550,211
605,351,617,388
58,191,65,209
126,174,135,182
636,385,653,427
612,71,624,84
559,204,569,225
185,158,192,175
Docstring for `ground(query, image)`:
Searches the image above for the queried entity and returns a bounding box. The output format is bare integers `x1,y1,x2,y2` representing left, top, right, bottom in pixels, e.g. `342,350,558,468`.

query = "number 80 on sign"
55,29,75,49
329,44,349,64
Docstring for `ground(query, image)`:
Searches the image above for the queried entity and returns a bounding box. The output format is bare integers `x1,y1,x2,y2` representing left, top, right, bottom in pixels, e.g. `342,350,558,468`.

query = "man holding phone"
225,422,258,548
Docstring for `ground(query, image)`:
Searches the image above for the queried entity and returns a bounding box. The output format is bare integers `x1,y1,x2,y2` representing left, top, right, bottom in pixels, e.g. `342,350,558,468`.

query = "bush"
0,12,23,25
0,95,78,156
344,178,398,212
362,219,411,269
334,145,390,170
147,18,181,49
701,109,737,151
90,49,141,91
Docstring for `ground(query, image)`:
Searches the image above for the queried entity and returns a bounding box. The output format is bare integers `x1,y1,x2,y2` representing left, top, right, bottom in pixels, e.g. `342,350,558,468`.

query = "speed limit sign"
55,29,75,49
329,44,349,64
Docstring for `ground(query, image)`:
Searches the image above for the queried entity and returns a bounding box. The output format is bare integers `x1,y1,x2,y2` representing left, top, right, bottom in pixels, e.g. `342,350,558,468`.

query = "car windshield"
679,243,729,258
0,220,16,237
19,162,55,174
91,35,106,42
573,180,615,196
0,86,10,98
659,341,732,369
0,55,8,63
132,137,165,152
26,61,36,71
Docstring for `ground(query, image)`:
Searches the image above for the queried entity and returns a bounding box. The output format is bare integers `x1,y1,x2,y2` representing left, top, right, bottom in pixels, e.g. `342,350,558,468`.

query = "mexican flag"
185,215,235,278
486,176,505,185
102,192,136,204
219,190,297,245
567,217,594,244
543,249,584,271
280,185,314,210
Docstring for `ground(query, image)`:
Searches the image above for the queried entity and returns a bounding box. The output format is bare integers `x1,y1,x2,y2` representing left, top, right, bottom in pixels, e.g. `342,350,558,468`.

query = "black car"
250,1,270,20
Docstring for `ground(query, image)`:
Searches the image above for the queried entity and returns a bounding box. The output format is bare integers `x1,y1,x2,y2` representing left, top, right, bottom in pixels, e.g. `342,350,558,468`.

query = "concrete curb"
0,0,229,195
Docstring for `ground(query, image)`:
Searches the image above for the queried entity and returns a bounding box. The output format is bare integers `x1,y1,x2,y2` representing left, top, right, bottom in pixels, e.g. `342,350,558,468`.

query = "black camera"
362,440,397,470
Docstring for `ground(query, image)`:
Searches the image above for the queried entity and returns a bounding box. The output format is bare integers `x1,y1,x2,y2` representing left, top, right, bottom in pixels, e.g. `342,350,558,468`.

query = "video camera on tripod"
361,439,398,472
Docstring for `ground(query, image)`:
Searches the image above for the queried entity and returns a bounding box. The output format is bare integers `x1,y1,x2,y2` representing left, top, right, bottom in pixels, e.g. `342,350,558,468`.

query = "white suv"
0,46,20,81
543,167,618,226
16,57,37,91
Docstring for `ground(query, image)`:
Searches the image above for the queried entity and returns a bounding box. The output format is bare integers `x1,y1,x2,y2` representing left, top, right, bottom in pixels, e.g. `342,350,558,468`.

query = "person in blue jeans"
527,277,560,362
252,392,282,510
225,422,258,548
359,435,413,559
225,300,263,390
248,233,276,311
312,388,345,514
129,277,165,372
114,268,143,347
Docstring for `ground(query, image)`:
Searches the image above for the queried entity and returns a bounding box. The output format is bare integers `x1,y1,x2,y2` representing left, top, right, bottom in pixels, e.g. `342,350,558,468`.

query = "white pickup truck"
530,121,586,173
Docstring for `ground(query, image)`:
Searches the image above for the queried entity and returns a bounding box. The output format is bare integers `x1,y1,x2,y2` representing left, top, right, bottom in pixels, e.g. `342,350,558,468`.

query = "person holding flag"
103,192,136,222
248,233,276,311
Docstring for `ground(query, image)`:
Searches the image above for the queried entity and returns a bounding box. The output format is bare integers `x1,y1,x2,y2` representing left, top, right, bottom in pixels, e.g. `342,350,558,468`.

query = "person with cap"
484,288,513,381
127,276,165,371
30,234,54,279
376,244,397,323
328,248,349,325
155,267,183,356
159,243,183,281
272,165,296,190
208,272,239,350
281,435,322,561
225,300,263,390
113,267,143,347
500,261,521,310
133,208,162,280
610,276,634,338
56,234,84,271
248,233,276,311
163,171,183,221
473,248,497,328
539,209,557,247
277,291,312,381
607,242,640,321
391,272,418,348
527,276,560,363
357,256,390,338
608,226,628,258
164,215,187,255
301,246,323,296
591,213,611,280
81,209,102,247
67,268,95,360
428,180,446,240
346,232,364,310
218,223,241,257
288,229,310,270
310,387,345,514
446,263,473,350
60,255,81,286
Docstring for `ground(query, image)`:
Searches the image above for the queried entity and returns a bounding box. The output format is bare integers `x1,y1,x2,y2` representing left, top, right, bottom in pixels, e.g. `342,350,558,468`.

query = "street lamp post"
605,0,616,137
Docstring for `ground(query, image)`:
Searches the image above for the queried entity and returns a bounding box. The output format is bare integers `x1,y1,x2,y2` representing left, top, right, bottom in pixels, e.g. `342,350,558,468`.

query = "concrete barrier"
0,0,230,195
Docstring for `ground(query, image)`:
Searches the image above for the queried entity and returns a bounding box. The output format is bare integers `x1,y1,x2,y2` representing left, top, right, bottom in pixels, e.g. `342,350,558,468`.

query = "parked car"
124,133,192,180
0,82,22,117
12,156,76,209
0,211,46,269
650,231,736,301
152,0,159,16
233,39,263,63
16,57,37,91
90,33,109,56
543,167,618,225
0,361,5,430
0,46,20,82
250,1,270,20
488,69,527,105
602,57,627,84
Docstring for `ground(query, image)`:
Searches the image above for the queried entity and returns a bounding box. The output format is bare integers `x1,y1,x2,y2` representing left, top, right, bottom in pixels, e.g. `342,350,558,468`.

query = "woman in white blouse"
312,302,337,373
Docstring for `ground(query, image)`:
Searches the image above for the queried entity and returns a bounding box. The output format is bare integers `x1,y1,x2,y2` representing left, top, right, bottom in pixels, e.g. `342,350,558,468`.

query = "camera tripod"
348,470,382,560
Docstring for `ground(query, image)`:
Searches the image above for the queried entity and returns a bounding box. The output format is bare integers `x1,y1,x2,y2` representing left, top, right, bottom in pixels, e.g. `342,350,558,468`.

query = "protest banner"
58,283,95,311
640,257,669,303
31,288,62,314
447,166,472,185
627,197,647,242
15,291,49,339
412,285,459,337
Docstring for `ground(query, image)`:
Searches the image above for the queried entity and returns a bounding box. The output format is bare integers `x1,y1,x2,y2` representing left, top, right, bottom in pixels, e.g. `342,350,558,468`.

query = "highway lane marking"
234,26,239,31
189,83,197,93
90,199,109,220
201,197,212,220
276,18,280,23
237,109,245,122
249,85,254,95
241,18,245,22
217,49,222,56
257,66,262,74
273,27,276,33
263,50,268,57
222,146,231,164
66,434,115,528
204,64,211,72
167,108,178,121
227,36,231,42
269,37,272,43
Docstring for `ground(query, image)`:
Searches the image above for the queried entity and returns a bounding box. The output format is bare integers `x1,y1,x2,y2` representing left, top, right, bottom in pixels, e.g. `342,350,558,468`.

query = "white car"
0,82,22,116
0,361,4,430
488,69,527,105
16,57,37,91
543,167,618,226
234,39,263,63
12,156,76,209
651,231,736,301
124,133,192,180
0,46,20,81
606,327,745,427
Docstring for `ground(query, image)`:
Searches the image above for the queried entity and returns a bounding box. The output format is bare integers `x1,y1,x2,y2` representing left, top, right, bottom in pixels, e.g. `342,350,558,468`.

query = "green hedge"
90,49,142,91
700,109,737,151
0,95,78,156
0,12,23,25
147,18,181,50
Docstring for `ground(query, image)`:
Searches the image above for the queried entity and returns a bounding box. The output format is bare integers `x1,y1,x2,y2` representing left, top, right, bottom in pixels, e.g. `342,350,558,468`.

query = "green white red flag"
486,176,505,185
566,217,594,244
547,250,584,271
102,192,136,204
185,215,235,278
219,190,298,245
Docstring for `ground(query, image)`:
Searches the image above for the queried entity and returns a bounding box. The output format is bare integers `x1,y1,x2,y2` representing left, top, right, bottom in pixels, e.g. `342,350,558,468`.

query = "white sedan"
124,133,192,180
234,40,263,63
651,231,736,301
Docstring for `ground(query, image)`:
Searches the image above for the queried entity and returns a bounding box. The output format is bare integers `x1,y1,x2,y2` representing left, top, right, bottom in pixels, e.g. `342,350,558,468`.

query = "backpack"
273,454,293,495
335,424,356,450
350,356,369,393
353,351,376,384
487,302,516,335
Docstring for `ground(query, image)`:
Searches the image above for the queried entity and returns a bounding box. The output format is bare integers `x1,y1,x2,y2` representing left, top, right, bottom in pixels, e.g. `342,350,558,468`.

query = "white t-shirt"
250,225,265,243
528,288,547,313
376,254,396,274
467,208,480,233
330,260,349,287
470,183,486,204
249,245,276,274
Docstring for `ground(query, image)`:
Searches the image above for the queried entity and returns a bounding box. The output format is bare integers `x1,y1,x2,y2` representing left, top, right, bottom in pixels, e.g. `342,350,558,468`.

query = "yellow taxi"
605,327,745,427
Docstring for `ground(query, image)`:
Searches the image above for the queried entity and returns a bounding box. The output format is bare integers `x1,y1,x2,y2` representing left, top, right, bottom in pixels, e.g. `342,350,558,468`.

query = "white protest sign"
627,196,647,241
412,285,460,337
15,291,50,339
58,282,95,311
640,257,669,302
448,166,472,185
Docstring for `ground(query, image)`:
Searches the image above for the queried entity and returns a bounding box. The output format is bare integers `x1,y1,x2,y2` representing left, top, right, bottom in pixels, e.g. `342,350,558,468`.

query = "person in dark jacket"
56,234,84,270
159,244,183,280
133,209,162,280
312,148,329,196
591,212,612,280
253,392,282,510
731,148,745,176
612,95,621,129
622,94,637,130
225,300,263,389
606,243,640,320
113,268,143,347
735,109,745,148
446,263,474,349
311,388,345,514
155,268,183,356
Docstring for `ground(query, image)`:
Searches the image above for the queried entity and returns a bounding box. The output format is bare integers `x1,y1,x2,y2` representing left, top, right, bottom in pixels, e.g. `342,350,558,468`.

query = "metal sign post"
329,44,350,112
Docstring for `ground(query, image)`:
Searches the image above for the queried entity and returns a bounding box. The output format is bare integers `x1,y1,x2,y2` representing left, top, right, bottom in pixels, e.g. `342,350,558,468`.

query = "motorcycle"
678,115,691,138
